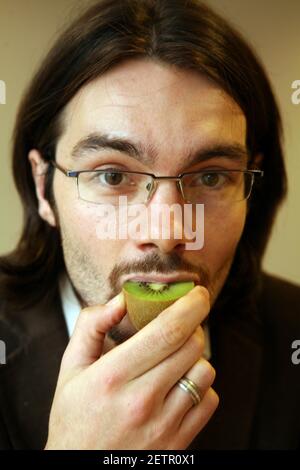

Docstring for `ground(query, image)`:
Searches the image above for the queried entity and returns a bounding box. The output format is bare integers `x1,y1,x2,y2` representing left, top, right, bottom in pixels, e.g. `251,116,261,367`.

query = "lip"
121,272,200,286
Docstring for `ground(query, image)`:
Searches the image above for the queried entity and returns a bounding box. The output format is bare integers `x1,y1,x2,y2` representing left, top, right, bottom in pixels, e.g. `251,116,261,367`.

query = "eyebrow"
71,132,249,167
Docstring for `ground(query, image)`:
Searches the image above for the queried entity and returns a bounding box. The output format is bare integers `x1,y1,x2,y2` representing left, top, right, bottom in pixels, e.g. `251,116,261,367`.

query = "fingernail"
106,292,124,307
191,285,210,300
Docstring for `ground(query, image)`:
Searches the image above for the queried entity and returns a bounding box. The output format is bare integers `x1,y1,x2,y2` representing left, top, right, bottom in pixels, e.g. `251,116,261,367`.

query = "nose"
134,179,195,254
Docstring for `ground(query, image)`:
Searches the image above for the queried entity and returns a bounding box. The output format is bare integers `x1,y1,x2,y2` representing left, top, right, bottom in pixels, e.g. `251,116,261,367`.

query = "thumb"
60,292,126,375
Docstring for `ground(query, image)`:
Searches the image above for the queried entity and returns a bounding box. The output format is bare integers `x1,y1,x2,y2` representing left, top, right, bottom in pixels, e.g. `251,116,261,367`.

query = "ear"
252,153,263,169
28,150,57,227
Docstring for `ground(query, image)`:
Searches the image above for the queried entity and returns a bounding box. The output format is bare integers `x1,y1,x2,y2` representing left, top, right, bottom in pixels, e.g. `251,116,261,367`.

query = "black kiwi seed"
138,282,169,295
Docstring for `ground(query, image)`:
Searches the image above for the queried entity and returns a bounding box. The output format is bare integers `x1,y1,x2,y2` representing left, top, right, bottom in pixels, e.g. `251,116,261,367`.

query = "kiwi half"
122,280,195,330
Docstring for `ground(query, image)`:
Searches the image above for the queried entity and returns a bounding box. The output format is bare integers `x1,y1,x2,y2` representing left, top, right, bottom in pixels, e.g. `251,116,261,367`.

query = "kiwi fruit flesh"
122,280,195,330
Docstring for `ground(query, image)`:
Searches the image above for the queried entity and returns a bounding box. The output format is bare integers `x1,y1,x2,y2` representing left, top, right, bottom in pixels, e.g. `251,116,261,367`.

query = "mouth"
121,272,200,286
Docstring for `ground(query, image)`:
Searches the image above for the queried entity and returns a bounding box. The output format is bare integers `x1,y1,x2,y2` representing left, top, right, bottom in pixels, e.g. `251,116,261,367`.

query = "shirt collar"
59,274,81,337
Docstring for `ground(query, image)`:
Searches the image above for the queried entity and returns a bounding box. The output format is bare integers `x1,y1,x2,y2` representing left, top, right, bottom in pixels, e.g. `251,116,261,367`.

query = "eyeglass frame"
49,160,264,205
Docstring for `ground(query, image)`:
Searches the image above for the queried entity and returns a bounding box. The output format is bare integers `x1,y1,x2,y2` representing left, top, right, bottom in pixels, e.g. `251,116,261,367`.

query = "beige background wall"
0,0,299,285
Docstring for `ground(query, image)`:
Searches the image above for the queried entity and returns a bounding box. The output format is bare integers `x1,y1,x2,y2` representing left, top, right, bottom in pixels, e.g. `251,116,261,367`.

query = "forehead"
58,59,246,160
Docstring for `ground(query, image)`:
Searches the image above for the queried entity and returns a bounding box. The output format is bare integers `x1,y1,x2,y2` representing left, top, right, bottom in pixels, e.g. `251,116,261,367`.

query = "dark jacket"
0,272,299,449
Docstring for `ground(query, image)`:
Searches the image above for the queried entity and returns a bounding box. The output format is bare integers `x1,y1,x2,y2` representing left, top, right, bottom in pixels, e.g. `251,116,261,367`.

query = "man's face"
39,59,248,342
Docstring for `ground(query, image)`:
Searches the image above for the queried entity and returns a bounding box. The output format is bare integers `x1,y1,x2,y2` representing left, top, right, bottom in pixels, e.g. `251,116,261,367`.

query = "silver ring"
177,377,201,406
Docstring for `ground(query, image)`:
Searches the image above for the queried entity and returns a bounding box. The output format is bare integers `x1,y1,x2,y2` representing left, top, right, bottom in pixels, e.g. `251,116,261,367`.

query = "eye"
99,171,124,186
201,173,223,187
189,172,227,188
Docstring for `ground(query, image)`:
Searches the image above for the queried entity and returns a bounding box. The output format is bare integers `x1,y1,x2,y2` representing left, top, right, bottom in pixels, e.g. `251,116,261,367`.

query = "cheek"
202,204,247,268
57,193,125,259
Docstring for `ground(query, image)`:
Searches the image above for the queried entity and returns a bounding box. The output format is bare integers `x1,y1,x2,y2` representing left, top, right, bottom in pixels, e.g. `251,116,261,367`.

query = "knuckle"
197,286,210,305
76,307,103,341
149,417,171,444
159,317,188,347
100,368,123,393
209,388,220,409
207,364,216,383
195,288,211,317
126,391,154,427
80,306,92,317
190,328,205,356
77,307,92,328
200,360,216,385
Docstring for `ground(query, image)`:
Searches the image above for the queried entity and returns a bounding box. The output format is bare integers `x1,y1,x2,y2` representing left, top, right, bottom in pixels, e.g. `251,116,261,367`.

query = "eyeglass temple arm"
49,160,78,177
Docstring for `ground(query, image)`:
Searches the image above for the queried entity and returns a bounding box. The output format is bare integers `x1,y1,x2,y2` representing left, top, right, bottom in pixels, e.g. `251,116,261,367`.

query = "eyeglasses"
50,161,263,208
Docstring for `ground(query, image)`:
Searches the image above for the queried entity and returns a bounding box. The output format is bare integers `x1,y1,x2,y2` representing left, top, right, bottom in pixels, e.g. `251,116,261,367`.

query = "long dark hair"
0,0,287,311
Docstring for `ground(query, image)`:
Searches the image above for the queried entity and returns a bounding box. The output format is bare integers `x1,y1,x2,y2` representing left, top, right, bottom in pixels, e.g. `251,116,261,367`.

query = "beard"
107,251,232,344
60,220,231,345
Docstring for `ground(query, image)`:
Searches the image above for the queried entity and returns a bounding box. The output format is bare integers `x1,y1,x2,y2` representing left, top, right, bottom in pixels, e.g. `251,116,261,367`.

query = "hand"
45,286,219,450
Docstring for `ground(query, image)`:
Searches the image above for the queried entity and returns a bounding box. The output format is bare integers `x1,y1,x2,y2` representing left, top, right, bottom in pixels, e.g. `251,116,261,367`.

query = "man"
0,0,299,450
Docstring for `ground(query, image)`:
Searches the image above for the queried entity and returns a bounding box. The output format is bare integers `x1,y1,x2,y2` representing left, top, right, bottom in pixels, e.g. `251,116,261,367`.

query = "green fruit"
122,280,195,330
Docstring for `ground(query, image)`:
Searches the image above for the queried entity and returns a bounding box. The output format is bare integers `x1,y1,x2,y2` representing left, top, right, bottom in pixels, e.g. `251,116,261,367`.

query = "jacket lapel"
0,292,68,449
190,310,263,449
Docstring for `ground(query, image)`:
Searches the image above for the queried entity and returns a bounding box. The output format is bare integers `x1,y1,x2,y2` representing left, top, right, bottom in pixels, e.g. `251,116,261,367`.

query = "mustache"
108,251,210,295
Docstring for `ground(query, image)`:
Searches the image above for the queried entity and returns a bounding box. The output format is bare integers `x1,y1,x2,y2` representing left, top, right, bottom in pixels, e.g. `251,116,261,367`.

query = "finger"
98,286,210,383
176,387,219,449
164,358,216,416
60,292,126,374
132,326,205,397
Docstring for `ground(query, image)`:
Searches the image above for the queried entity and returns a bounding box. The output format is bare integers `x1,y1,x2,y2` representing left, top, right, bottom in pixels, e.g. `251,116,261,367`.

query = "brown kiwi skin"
122,282,194,330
